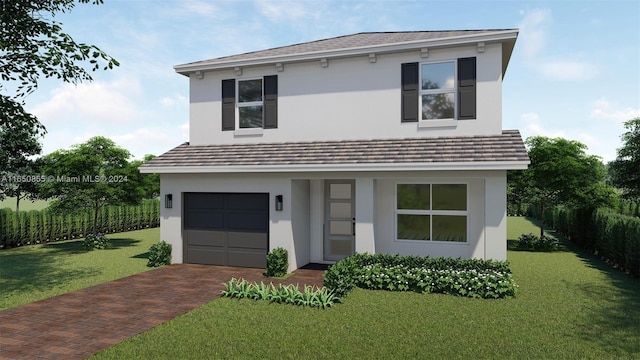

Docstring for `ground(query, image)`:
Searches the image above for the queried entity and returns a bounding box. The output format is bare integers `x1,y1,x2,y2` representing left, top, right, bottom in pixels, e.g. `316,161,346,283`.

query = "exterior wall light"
165,194,173,209
275,195,283,211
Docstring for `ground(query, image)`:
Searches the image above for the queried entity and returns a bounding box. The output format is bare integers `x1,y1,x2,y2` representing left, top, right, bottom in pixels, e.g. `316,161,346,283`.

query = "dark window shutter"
401,62,419,122
221,79,235,131
263,75,278,129
458,57,476,120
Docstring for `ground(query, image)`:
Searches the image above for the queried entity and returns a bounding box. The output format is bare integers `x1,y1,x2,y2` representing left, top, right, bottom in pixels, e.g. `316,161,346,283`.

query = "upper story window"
401,57,476,125
222,75,278,132
238,78,263,128
421,61,455,120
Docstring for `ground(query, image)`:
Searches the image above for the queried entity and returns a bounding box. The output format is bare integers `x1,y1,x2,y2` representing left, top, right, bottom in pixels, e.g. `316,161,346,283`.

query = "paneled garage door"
183,193,269,268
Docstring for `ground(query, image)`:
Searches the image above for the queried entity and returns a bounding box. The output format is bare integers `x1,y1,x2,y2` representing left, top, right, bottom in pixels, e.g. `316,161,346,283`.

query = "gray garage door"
183,193,269,268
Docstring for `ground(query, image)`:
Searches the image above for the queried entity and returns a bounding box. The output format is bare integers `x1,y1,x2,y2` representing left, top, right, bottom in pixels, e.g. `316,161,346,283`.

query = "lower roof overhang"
140,161,529,174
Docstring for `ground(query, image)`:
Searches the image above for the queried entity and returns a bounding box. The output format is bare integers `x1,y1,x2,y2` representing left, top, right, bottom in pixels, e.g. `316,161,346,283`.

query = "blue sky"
21,0,640,162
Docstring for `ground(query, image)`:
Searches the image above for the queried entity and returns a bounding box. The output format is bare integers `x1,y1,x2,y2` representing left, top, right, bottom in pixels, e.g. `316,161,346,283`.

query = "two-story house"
141,30,530,272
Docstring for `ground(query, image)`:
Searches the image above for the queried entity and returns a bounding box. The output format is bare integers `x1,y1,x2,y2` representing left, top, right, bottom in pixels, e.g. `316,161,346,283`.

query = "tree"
39,136,144,235
0,97,46,203
1,1,118,204
609,118,640,199
130,154,160,199
520,136,616,237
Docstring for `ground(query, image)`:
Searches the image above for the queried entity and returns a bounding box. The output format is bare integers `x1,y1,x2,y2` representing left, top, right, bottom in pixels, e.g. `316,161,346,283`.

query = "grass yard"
0,228,159,310
0,197,50,211
92,217,640,359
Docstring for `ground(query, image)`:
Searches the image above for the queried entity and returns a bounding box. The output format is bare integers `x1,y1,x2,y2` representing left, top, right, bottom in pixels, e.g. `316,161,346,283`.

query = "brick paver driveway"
0,264,324,360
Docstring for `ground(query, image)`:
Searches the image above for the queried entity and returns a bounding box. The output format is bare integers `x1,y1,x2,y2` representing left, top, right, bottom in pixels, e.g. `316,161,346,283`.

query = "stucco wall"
188,42,504,145
160,170,508,269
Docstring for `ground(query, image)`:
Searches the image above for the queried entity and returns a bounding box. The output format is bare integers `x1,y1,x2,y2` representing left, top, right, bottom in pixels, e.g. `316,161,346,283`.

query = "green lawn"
0,228,159,310
0,197,50,211
92,217,640,359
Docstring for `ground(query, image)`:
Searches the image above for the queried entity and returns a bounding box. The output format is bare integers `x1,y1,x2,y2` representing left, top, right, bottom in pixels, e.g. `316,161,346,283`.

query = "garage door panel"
184,211,224,229
227,212,268,231
186,230,226,247
185,193,224,209
228,249,268,268
228,231,268,250
227,193,269,210
186,247,226,265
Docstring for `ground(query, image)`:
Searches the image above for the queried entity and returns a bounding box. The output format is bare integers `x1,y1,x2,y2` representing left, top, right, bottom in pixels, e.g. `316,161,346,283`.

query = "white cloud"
161,94,188,107
180,0,219,17
254,0,310,21
517,8,597,82
537,60,598,81
519,112,613,160
30,78,141,127
518,9,551,57
590,97,640,122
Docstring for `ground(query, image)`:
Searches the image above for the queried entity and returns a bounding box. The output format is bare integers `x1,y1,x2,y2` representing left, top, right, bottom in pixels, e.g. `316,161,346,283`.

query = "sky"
15,0,640,162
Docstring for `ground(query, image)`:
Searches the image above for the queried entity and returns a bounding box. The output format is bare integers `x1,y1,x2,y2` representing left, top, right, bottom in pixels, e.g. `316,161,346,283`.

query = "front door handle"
352,217,356,236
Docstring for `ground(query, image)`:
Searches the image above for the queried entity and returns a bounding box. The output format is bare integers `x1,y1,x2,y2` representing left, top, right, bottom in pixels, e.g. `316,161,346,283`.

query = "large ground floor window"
395,183,468,242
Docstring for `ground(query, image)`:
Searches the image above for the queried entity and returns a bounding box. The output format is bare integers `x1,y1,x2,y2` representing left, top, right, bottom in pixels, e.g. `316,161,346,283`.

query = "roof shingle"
176,30,516,69
141,130,529,171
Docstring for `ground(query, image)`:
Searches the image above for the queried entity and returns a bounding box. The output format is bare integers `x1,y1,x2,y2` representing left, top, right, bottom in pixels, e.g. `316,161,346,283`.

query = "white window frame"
394,181,469,243
236,77,264,130
418,60,457,128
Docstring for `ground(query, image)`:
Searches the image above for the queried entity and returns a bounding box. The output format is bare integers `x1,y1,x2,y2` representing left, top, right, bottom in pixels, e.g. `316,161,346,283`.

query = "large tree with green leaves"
39,136,144,235
1,0,118,203
510,136,616,237
609,118,640,199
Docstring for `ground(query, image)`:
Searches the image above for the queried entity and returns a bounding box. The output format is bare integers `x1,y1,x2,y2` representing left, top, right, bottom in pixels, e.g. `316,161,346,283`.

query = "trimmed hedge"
323,253,516,299
0,199,160,248
543,206,640,277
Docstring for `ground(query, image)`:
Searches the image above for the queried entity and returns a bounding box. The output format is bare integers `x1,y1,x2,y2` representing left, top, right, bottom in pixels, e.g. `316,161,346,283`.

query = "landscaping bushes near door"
265,247,288,277
324,253,517,299
221,278,338,309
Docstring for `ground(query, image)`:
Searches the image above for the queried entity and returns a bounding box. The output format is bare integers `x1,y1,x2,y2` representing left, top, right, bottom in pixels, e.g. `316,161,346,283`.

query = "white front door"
324,180,355,261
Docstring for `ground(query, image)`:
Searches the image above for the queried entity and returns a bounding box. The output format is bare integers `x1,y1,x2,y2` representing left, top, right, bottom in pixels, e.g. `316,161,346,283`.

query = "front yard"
0,228,159,310
90,218,640,359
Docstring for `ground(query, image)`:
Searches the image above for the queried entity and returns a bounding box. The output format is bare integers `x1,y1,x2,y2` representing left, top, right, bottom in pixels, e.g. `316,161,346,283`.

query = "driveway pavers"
0,264,324,360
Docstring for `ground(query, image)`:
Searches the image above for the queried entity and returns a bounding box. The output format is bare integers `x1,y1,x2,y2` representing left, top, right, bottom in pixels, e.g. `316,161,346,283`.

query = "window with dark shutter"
401,62,419,123
221,79,235,131
263,75,278,129
457,57,476,120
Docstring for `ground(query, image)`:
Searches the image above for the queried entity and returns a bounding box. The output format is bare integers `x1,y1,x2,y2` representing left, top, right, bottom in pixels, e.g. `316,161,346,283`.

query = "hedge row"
541,206,640,277
0,199,160,248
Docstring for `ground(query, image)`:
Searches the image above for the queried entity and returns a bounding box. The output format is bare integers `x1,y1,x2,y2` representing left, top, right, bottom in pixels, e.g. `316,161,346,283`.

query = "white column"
484,172,507,260
355,178,376,254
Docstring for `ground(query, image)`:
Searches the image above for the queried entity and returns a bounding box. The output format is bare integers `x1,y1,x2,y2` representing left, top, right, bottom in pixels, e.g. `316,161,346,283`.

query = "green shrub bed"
221,278,338,309
147,241,172,267
324,253,517,299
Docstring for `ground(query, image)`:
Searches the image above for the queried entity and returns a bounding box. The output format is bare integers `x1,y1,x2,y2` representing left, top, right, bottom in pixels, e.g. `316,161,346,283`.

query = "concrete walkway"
0,264,325,359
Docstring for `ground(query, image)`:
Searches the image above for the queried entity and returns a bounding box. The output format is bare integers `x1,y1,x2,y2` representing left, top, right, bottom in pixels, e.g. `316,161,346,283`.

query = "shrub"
265,247,288,277
82,233,109,250
323,253,516,300
220,278,339,309
516,233,559,252
147,241,172,267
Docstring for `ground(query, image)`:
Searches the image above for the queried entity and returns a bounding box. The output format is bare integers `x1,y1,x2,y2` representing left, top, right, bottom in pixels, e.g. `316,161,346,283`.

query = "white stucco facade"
142,30,528,270
188,43,504,146
159,170,509,272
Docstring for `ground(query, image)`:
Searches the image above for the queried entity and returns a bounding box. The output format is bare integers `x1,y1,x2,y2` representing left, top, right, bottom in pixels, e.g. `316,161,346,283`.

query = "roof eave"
139,160,530,174
174,30,519,76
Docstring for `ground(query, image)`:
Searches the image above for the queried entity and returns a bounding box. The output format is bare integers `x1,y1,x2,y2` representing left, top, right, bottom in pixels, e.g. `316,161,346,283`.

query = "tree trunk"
539,199,545,238
93,200,99,235
15,191,20,212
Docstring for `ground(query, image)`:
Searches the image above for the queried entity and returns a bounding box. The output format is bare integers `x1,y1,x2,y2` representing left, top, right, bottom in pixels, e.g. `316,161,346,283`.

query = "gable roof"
140,130,529,174
174,30,518,76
